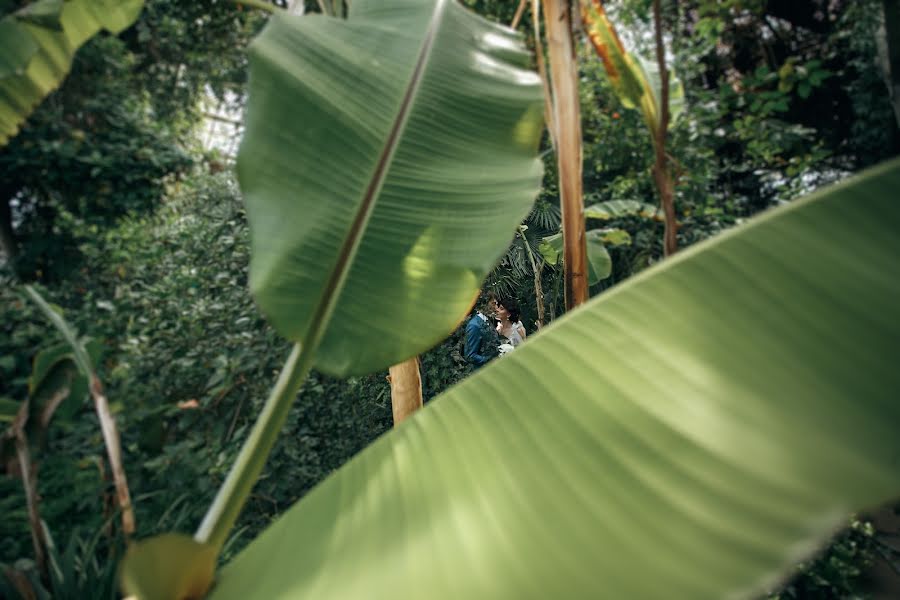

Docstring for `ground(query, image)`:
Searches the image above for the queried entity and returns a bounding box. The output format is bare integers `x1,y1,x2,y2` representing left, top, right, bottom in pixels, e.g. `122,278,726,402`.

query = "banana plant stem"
195,342,314,550
520,229,545,329
651,0,677,257
532,0,556,151
389,356,423,425
510,0,527,29
543,0,588,310
24,285,135,537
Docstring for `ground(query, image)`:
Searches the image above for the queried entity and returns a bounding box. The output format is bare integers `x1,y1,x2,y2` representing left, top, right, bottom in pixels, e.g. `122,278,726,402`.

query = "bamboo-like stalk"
543,0,588,309
24,286,136,538
532,0,557,151
13,413,47,581
652,0,677,257
510,0,528,29
533,261,545,328
90,377,135,537
389,356,423,425
520,227,546,329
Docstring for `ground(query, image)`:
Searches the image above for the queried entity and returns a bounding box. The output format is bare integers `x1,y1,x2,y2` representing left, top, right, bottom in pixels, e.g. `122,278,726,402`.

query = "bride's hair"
497,297,520,324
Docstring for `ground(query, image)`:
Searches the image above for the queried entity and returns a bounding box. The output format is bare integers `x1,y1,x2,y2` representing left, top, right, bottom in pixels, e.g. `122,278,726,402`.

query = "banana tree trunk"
543,0,589,310
652,162,677,257
389,357,423,425
532,0,557,151
652,0,677,257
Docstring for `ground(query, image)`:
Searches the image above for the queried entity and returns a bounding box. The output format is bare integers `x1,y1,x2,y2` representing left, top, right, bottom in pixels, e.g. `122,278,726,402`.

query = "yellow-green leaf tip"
120,534,216,600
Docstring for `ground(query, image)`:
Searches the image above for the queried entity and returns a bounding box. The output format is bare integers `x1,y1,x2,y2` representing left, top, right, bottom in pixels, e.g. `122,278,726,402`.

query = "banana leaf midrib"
279,0,448,353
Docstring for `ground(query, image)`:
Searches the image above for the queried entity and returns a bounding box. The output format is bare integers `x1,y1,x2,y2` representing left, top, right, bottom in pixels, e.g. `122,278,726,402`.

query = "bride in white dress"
495,297,526,352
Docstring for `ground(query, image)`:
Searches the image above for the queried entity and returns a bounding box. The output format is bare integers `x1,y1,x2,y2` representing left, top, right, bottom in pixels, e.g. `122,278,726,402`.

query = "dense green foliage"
203,158,900,600
1,36,191,279
488,0,900,321
1,172,477,590
0,0,265,280
0,174,400,593
2,0,899,597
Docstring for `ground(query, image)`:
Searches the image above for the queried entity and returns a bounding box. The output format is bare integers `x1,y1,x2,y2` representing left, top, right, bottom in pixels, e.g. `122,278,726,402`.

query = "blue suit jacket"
464,313,498,368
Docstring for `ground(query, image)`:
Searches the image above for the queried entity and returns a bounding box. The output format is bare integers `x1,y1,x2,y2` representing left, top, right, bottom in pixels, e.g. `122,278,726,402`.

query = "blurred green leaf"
211,159,900,600
119,534,216,600
0,355,15,372
584,199,663,221
635,54,686,125
537,232,563,266
29,342,77,396
540,230,613,284
592,227,631,247
0,0,145,145
0,397,19,423
29,357,81,425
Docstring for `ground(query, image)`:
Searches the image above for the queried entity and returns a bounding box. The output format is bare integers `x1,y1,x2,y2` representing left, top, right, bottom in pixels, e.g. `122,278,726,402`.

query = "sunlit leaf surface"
212,160,900,599
119,534,216,600
539,230,612,284
238,0,544,376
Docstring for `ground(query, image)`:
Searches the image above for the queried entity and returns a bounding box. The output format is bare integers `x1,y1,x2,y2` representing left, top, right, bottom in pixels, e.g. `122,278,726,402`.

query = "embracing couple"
463,292,527,369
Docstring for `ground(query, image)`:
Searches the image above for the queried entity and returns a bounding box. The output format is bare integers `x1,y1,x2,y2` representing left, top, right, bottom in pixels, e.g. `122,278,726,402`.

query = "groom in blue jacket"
464,292,500,369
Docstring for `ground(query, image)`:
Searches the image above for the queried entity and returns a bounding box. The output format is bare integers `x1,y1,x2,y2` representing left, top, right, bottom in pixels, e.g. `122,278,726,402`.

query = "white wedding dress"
498,321,525,349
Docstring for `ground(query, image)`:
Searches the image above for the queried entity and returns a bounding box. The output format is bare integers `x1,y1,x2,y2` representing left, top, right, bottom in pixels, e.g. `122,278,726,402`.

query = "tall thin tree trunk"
532,0,557,151
543,0,588,310
389,357,423,426
24,285,137,538
533,261,545,329
652,0,677,257
522,232,545,329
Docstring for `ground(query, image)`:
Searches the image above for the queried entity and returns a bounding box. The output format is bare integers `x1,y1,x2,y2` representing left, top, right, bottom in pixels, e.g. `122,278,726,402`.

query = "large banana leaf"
28,338,100,422
635,53,685,125
210,160,900,599
237,0,544,376
581,0,682,132
584,199,662,221
0,0,144,146
580,0,646,112
539,229,614,284
0,337,100,461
